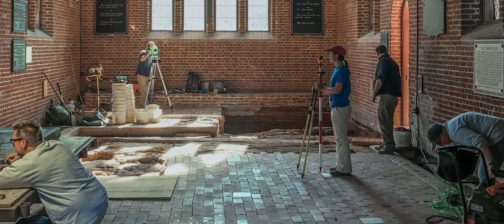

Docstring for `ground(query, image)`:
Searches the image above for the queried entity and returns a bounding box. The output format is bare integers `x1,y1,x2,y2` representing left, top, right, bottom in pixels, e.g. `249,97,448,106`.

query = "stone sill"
148,31,274,40
462,22,504,41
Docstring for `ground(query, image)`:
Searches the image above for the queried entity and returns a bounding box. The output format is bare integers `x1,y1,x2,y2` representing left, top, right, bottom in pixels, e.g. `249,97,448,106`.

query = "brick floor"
101,151,442,224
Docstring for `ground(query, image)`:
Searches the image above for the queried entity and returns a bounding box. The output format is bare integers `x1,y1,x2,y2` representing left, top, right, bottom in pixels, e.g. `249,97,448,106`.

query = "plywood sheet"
97,176,177,200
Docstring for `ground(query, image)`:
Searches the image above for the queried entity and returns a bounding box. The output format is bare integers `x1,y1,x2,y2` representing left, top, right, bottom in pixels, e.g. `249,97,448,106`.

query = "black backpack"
186,72,201,92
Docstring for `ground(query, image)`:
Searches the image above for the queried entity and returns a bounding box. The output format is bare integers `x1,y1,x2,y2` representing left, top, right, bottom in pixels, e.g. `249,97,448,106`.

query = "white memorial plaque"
474,40,504,98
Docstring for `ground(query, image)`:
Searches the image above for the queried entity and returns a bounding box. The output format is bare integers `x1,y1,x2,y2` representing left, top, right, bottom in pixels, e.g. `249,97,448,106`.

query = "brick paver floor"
101,151,442,224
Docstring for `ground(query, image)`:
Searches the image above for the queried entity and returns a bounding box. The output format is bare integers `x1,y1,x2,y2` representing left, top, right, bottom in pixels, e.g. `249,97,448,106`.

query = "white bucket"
146,104,160,110
148,108,162,123
112,112,126,124
135,109,150,124
393,128,412,148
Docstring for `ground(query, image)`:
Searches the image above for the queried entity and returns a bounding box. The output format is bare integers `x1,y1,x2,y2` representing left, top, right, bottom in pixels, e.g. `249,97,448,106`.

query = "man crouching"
0,121,108,224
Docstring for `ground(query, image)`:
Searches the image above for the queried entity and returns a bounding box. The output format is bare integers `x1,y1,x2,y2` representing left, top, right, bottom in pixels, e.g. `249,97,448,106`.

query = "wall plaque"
12,0,27,33
96,0,127,34
422,0,446,37
474,40,504,98
12,40,26,72
292,0,323,34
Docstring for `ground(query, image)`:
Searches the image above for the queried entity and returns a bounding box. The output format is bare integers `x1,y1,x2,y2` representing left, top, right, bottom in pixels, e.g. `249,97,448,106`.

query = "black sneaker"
329,168,351,176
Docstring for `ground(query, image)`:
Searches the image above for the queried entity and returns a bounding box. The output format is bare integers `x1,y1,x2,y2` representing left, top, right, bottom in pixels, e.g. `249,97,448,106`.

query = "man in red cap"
321,45,352,176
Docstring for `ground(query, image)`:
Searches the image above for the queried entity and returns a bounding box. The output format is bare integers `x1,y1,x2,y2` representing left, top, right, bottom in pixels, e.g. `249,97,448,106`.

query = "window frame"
368,0,374,32
480,0,500,24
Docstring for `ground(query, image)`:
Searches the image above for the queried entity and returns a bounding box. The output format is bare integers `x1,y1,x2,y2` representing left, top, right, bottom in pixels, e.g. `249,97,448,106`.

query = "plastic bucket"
135,109,150,124
393,128,412,148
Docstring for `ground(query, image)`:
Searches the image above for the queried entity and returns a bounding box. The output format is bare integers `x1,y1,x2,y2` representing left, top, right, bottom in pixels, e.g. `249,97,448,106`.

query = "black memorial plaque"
12,0,27,33
12,40,26,72
96,0,127,34
292,0,323,34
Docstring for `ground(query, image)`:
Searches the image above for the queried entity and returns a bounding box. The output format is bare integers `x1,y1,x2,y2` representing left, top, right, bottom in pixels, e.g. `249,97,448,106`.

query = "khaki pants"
377,94,398,150
137,74,150,108
331,105,352,173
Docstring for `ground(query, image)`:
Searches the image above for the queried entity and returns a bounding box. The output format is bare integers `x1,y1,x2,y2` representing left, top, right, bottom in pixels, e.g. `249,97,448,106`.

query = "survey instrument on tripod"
145,57,173,111
297,56,326,179
297,84,319,179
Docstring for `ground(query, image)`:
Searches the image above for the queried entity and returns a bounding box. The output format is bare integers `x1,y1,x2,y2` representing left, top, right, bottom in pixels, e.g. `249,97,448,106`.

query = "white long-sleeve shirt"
0,140,108,224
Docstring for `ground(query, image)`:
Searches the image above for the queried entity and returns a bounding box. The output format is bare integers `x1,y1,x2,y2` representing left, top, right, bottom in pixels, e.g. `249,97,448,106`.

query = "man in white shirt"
0,121,108,224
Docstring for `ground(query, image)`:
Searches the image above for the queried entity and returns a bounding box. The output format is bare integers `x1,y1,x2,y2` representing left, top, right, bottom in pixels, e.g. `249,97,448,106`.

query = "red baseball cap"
326,45,347,56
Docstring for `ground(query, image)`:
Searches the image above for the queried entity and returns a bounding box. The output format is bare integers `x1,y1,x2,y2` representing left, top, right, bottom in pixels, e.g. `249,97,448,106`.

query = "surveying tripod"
297,56,325,179
145,57,173,110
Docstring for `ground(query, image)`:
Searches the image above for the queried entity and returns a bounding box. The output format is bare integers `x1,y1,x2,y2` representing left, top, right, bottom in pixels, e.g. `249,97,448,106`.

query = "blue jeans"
478,138,504,187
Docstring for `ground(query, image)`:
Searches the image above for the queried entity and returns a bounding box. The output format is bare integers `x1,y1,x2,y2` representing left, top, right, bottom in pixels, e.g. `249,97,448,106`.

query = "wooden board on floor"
0,189,32,208
77,124,219,137
0,189,38,222
97,176,178,200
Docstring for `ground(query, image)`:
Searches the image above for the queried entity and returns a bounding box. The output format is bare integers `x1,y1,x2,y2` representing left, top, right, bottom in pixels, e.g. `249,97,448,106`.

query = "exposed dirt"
82,122,381,177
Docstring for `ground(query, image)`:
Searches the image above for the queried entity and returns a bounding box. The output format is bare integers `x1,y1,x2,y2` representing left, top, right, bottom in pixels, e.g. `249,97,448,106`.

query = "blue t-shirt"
137,49,152,76
329,66,351,109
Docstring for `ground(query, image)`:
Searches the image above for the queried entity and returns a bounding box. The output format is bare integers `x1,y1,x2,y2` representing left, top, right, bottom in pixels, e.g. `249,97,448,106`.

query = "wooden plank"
97,176,178,200
0,189,37,222
0,189,31,208
78,125,219,137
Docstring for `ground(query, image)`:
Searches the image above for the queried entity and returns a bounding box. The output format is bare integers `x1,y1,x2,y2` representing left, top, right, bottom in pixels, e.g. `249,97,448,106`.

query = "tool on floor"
145,57,173,111
86,64,106,113
43,72,70,111
68,51,84,104
42,72,76,126
297,56,326,179
429,145,504,224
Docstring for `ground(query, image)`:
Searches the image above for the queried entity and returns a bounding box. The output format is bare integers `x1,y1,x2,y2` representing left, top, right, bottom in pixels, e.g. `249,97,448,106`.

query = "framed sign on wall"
473,40,504,98
12,0,27,33
291,0,323,34
12,39,26,72
96,0,127,34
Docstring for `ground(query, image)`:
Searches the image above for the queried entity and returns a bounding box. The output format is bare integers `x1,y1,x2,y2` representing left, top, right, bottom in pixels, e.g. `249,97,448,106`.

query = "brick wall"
342,0,504,151
79,0,341,93
0,0,80,127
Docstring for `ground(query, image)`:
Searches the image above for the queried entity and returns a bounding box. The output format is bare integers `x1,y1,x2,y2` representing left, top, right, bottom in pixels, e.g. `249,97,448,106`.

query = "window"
36,0,41,29
152,0,173,30
248,0,268,31
481,0,500,22
150,0,270,33
184,0,205,31
368,0,374,31
216,0,237,31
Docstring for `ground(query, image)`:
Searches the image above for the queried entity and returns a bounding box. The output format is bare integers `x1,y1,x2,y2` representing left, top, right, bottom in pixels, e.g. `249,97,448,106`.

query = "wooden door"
401,0,410,127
